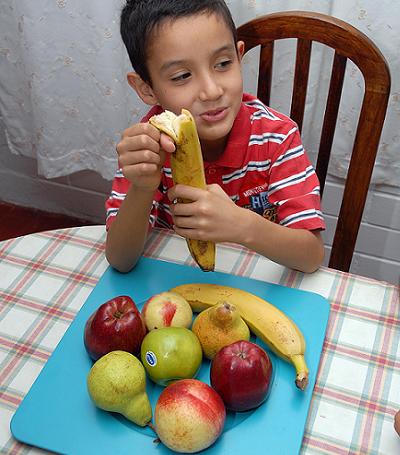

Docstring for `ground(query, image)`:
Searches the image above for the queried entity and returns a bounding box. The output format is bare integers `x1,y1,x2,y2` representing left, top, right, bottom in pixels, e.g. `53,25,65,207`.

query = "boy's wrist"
130,183,159,195
235,207,260,246
125,185,157,208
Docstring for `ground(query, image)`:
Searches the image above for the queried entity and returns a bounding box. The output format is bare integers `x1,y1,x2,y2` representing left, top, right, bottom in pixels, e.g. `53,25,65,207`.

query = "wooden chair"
237,11,391,272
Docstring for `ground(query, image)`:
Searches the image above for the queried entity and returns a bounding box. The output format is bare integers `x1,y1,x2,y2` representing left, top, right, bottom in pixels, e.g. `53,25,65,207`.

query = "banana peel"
149,109,215,272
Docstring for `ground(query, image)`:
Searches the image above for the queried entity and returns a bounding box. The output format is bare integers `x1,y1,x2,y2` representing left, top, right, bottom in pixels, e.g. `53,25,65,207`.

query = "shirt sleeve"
105,168,128,230
105,171,174,231
268,125,325,231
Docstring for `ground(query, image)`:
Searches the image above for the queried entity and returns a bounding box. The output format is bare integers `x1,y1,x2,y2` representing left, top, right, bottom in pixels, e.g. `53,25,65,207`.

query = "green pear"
87,350,152,426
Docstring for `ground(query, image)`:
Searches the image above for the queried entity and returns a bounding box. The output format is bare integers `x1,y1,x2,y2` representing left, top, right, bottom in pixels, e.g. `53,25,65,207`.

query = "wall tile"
367,191,400,230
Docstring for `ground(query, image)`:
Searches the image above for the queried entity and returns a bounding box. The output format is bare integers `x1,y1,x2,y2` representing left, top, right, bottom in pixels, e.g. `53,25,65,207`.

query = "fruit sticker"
145,351,157,367
140,327,203,386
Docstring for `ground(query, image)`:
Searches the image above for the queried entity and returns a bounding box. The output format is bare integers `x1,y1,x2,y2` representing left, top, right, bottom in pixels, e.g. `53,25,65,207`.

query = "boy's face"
131,12,244,152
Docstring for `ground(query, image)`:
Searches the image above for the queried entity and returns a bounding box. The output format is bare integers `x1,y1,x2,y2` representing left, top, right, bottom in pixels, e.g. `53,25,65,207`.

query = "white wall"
0,118,399,286
0,118,110,224
321,178,400,285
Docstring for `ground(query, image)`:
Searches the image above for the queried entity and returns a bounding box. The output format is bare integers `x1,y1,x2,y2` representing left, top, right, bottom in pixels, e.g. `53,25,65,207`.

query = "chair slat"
257,42,274,106
329,88,390,271
316,52,347,196
290,38,312,131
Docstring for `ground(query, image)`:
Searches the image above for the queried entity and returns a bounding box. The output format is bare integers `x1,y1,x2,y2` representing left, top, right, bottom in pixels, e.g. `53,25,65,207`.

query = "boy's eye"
171,72,191,82
216,59,233,70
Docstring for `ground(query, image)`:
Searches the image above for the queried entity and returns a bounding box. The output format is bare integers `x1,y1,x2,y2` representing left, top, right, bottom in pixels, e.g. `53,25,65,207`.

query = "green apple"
140,327,202,386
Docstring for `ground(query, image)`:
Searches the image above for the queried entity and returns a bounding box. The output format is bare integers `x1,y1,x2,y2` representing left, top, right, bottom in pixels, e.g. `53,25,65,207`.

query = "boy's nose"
198,74,223,101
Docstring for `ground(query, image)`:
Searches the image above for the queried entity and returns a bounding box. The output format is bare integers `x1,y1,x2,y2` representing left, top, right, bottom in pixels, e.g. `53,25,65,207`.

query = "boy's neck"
200,137,227,163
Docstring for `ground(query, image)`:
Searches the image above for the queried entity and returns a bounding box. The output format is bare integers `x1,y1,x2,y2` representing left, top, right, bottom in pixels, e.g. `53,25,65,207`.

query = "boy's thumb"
160,133,176,153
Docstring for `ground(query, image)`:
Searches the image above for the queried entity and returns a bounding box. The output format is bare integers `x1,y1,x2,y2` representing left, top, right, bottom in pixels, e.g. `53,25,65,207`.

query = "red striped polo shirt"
106,93,325,232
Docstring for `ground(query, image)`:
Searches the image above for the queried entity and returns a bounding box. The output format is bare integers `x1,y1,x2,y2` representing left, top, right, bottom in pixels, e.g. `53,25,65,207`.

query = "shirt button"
208,167,216,175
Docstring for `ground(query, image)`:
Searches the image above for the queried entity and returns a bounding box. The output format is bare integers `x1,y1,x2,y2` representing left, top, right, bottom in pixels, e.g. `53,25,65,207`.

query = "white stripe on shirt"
278,187,321,206
249,126,298,146
271,145,304,169
110,190,126,200
268,166,315,195
222,160,271,184
106,208,119,219
245,100,280,120
163,167,173,178
281,209,324,227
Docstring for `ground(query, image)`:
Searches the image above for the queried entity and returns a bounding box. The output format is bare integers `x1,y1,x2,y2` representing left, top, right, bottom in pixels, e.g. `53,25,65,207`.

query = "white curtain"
0,0,131,181
0,0,399,185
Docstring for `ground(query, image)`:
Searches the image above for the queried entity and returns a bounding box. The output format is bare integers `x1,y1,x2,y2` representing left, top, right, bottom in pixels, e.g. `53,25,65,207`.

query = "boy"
106,0,325,273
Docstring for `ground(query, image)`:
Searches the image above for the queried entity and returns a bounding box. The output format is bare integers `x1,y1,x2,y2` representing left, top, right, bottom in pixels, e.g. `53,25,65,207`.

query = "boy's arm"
236,207,324,273
105,123,175,272
105,186,154,272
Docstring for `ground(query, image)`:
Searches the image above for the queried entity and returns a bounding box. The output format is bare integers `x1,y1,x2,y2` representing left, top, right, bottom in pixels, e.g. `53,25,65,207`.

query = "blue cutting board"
11,257,330,455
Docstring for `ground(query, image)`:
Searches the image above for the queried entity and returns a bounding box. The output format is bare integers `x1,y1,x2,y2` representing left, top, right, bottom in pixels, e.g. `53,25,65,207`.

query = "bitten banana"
170,283,309,390
149,109,215,272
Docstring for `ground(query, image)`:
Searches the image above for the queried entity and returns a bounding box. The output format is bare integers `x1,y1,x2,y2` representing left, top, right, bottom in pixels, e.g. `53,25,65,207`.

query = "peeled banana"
149,109,215,272
170,283,309,390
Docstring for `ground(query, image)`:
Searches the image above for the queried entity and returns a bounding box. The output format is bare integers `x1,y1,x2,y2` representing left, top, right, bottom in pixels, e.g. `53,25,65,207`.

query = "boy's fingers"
118,149,161,167
167,184,203,201
121,122,161,141
117,125,174,159
117,135,159,156
207,183,231,201
170,201,193,216
160,133,176,153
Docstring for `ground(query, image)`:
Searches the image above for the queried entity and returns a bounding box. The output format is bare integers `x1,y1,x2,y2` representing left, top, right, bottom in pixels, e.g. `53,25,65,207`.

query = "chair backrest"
237,11,391,272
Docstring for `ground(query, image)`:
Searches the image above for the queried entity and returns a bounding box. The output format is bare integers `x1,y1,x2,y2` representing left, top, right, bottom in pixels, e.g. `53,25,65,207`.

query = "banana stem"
290,354,309,391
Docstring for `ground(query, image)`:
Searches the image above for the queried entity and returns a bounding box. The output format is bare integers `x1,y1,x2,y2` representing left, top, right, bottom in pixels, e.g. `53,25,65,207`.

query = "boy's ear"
127,72,158,105
237,40,245,60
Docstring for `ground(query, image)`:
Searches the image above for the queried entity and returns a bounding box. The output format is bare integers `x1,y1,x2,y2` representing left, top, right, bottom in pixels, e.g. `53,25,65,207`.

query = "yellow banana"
170,283,309,390
149,109,215,272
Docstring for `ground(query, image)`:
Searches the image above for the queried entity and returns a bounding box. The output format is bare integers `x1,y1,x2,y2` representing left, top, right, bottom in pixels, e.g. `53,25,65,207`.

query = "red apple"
210,340,273,412
84,295,146,361
154,379,226,453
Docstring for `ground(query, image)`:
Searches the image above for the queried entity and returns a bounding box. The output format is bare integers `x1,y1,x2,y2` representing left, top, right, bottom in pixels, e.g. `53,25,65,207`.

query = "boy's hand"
168,183,246,244
116,123,175,191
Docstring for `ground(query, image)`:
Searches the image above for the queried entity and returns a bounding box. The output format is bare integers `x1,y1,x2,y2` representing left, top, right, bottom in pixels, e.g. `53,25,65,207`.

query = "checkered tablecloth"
1,226,399,454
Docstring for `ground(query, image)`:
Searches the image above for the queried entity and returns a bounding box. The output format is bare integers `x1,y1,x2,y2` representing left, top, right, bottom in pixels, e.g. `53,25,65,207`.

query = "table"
0,225,399,454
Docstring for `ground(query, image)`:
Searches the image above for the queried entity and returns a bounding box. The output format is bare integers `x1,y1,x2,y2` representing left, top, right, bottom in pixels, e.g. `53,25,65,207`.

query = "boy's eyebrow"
160,59,187,73
160,44,237,73
213,44,237,56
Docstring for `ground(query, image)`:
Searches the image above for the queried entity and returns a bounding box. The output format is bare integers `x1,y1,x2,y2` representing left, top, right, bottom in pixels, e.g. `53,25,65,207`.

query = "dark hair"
120,0,237,84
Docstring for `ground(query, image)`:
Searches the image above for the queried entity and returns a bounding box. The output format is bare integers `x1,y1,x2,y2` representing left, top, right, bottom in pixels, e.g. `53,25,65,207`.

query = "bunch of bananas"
170,283,309,390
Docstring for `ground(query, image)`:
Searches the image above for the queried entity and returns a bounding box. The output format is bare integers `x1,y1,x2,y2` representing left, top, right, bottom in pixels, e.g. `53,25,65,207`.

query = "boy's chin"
198,125,232,144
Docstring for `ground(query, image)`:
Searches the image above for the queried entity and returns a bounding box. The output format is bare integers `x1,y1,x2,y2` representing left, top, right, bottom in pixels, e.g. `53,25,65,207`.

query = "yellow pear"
87,350,152,426
192,301,250,359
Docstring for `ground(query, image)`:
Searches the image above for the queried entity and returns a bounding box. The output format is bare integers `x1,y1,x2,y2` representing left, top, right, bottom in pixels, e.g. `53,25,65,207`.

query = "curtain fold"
0,0,398,185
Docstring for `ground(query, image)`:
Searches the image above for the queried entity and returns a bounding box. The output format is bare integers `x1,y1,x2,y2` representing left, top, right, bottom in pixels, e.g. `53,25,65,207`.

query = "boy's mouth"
199,108,228,123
